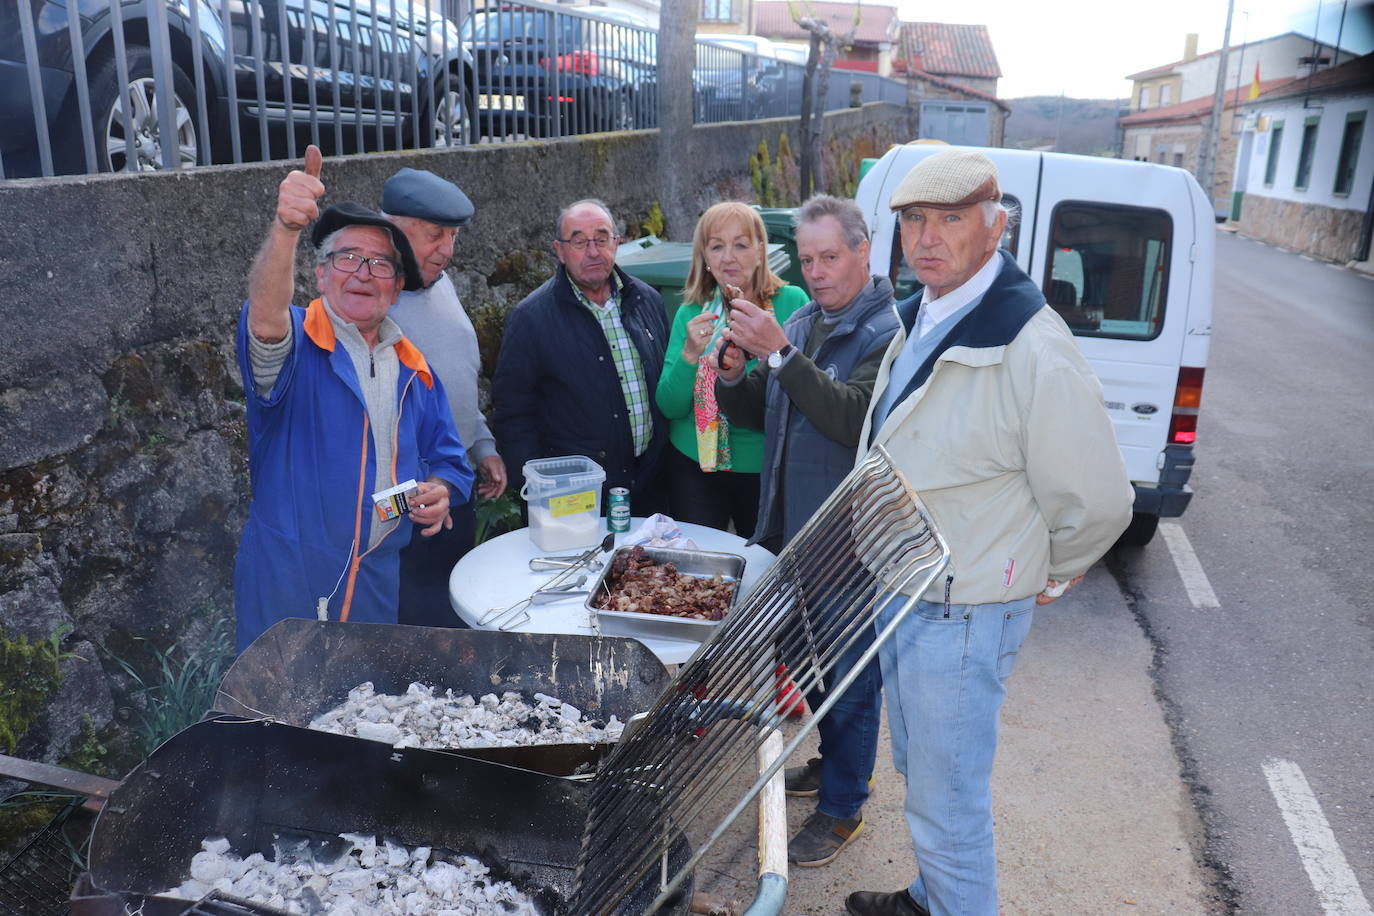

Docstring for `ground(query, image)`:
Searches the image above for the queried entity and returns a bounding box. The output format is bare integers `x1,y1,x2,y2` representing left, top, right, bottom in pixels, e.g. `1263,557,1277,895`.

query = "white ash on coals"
307,681,625,750
165,834,542,915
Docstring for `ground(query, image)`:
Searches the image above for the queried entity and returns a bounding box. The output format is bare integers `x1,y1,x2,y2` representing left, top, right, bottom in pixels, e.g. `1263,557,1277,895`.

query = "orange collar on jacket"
304,297,434,389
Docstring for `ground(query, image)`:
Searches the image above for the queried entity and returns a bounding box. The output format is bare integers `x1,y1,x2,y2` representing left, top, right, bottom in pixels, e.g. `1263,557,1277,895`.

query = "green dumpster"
616,235,792,324
751,206,808,295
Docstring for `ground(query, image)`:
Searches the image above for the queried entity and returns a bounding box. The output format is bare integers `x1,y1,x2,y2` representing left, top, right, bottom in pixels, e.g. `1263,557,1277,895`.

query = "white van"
854,144,1213,545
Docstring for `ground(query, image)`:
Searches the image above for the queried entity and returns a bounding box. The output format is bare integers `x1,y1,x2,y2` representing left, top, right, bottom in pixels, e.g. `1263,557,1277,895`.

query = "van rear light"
540,50,599,75
1168,366,1204,445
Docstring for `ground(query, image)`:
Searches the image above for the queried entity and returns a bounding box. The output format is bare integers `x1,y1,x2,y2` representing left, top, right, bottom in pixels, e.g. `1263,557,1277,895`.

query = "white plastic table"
448,519,776,664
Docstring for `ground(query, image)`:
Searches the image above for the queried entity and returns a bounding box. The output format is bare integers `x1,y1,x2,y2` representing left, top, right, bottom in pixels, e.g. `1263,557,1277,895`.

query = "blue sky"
893,0,1374,99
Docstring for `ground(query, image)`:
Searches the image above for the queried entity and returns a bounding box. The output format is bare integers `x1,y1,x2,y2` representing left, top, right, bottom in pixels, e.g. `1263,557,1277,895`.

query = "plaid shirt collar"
570,269,624,313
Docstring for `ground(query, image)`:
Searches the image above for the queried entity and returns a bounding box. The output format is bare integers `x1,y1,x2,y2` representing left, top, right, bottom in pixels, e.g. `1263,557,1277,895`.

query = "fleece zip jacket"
234,298,473,652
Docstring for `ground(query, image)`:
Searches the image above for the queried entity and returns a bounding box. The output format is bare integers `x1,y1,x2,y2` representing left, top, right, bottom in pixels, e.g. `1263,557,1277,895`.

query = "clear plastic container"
520,456,607,551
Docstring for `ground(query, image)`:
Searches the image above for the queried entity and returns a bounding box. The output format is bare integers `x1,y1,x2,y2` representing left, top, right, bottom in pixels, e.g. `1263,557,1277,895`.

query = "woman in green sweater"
654,202,808,538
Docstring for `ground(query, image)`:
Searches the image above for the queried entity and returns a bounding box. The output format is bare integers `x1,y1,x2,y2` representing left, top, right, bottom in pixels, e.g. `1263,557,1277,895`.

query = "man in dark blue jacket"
493,199,669,513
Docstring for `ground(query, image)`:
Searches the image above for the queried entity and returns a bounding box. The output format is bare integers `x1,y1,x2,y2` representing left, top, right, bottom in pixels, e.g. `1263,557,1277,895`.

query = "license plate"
479,93,525,111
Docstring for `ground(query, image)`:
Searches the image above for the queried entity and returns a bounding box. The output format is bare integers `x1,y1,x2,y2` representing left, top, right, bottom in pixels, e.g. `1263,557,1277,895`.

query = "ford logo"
1132,403,1159,415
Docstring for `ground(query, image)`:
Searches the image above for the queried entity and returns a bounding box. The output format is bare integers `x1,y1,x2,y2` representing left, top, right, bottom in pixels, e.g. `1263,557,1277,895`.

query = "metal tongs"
480,533,614,630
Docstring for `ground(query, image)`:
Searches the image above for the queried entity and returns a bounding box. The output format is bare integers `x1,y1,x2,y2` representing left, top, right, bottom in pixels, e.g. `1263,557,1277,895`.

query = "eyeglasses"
326,250,399,279
556,235,621,252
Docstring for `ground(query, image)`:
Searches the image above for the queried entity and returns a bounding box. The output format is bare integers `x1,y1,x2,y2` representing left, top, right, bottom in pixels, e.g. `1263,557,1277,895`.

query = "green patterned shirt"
573,273,652,456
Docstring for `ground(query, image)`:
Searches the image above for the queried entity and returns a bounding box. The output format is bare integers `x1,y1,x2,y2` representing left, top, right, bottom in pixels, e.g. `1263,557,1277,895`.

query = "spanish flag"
1249,62,1261,99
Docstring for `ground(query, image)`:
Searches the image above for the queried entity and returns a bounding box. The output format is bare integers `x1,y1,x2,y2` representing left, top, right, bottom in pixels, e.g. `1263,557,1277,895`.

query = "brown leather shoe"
844,889,930,916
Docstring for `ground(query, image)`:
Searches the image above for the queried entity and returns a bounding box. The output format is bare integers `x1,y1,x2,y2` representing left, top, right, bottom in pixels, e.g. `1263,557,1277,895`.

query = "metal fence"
0,0,908,180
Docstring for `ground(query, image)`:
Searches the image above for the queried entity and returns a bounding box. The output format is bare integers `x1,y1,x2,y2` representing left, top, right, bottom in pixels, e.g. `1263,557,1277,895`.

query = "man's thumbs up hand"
276,144,325,232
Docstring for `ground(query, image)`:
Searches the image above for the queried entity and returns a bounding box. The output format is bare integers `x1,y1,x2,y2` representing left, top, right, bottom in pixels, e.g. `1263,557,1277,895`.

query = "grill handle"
0,753,122,811
742,729,787,916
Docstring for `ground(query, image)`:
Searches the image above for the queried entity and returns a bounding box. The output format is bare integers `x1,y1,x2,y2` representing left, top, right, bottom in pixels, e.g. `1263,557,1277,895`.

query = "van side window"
888,194,1021,301
1044,202,1171,341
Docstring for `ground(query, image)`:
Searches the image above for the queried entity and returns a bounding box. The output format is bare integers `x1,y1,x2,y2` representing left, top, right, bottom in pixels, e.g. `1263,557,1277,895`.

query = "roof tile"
1118,77,1290,124
897,22,1001,79
1246,52,1374,104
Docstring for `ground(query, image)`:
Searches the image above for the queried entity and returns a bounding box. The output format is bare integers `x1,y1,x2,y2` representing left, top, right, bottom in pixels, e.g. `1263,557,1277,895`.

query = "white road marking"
1263,758,1374,916
1158,522,1220,608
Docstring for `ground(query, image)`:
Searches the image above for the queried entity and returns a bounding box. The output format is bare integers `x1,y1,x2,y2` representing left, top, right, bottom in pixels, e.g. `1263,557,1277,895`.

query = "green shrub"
0,625,68,754
107,617,234,758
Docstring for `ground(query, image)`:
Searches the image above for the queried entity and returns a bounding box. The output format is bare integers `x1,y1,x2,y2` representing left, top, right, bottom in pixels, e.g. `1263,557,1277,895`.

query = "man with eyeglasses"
381,168,507,627
493,199,669,514
234,145,473,653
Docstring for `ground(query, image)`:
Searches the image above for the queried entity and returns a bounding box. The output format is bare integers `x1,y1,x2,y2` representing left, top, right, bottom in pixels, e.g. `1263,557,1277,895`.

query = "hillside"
1004,96,1123,157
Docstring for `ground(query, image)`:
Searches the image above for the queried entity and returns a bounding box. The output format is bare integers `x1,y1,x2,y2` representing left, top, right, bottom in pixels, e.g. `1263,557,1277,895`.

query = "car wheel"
1116,512,1159,548
428,76,475,146
77,45,200,173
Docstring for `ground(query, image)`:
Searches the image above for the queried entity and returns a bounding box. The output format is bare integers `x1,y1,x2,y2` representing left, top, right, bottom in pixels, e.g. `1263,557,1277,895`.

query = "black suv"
0,0,473,177
462,3,657,138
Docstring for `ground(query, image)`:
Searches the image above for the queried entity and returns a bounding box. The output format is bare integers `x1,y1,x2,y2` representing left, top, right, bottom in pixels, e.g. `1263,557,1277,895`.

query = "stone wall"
0,103,906,777
1235,192,1367,263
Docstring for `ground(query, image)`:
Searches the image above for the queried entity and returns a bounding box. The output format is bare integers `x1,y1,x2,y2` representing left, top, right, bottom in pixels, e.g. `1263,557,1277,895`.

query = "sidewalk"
695,567,1220,915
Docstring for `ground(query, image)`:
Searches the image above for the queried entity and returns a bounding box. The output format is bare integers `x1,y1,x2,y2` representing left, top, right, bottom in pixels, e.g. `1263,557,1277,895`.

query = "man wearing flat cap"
844,149,1132,916
382,168,507,626
234,145,473,653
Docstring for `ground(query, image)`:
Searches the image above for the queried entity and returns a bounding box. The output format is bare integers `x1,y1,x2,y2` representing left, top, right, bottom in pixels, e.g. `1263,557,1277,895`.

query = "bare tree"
791,4,859,197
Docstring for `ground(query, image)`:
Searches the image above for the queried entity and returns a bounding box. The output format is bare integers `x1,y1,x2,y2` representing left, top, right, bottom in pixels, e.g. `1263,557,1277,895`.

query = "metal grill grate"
571,446,950,913
0,804,85,916
178,891,295,915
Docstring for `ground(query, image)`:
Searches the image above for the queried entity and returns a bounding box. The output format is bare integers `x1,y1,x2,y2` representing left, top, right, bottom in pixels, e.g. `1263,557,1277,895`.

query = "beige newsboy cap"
888,148,1001,211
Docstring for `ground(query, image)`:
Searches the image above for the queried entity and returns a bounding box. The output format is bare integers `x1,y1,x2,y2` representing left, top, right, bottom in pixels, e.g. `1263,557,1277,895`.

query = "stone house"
1119,77,1289,214
892,22,1006,147
1231,53,1374,264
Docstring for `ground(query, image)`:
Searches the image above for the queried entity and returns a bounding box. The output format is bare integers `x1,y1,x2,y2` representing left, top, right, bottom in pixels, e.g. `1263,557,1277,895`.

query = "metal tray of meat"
586,546,746,643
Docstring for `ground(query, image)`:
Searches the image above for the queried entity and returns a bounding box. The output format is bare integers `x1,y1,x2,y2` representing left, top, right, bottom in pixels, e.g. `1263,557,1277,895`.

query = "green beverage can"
608,487,631,533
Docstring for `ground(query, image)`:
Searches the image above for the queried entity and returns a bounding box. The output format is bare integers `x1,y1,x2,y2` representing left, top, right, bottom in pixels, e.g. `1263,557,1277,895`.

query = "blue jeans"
875,593,1036,916
806,620,882,820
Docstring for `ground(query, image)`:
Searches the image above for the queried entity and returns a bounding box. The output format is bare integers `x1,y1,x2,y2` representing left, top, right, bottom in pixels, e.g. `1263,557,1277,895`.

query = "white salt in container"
520,456,606,551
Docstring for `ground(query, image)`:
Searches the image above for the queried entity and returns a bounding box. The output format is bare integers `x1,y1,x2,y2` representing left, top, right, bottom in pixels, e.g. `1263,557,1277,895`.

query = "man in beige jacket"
843,150,1134,916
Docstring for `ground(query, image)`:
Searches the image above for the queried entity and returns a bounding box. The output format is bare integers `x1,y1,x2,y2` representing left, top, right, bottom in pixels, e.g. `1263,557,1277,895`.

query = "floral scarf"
693,289,771,472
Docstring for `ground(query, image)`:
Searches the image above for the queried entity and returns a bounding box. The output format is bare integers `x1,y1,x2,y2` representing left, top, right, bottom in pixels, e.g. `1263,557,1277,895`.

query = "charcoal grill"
83,718,692,915
214,622,671,776
72,445,945,915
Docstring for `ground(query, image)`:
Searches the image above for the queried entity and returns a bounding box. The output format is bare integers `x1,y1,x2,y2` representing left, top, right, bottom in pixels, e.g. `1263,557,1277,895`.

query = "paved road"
1107,231,1374,915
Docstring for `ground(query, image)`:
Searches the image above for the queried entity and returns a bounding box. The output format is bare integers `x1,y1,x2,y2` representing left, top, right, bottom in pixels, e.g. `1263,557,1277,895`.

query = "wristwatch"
766,344,793,370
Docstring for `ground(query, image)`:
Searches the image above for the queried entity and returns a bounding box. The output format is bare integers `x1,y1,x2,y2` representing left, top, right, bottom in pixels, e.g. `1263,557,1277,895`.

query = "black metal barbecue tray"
84,717,692,915
214,620,672,777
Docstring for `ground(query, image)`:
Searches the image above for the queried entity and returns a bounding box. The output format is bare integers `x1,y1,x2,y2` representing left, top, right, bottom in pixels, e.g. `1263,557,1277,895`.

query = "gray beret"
382,168,474,226
888,148,1001,212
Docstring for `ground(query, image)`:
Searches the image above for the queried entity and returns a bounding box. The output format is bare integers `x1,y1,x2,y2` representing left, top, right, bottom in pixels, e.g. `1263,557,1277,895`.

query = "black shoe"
784,757,823,797
783,757,877,799
787,810,864,867
844,890,930,916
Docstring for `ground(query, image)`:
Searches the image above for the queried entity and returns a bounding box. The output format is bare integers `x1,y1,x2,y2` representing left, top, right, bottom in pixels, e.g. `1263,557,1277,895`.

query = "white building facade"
1232,55,1373,264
